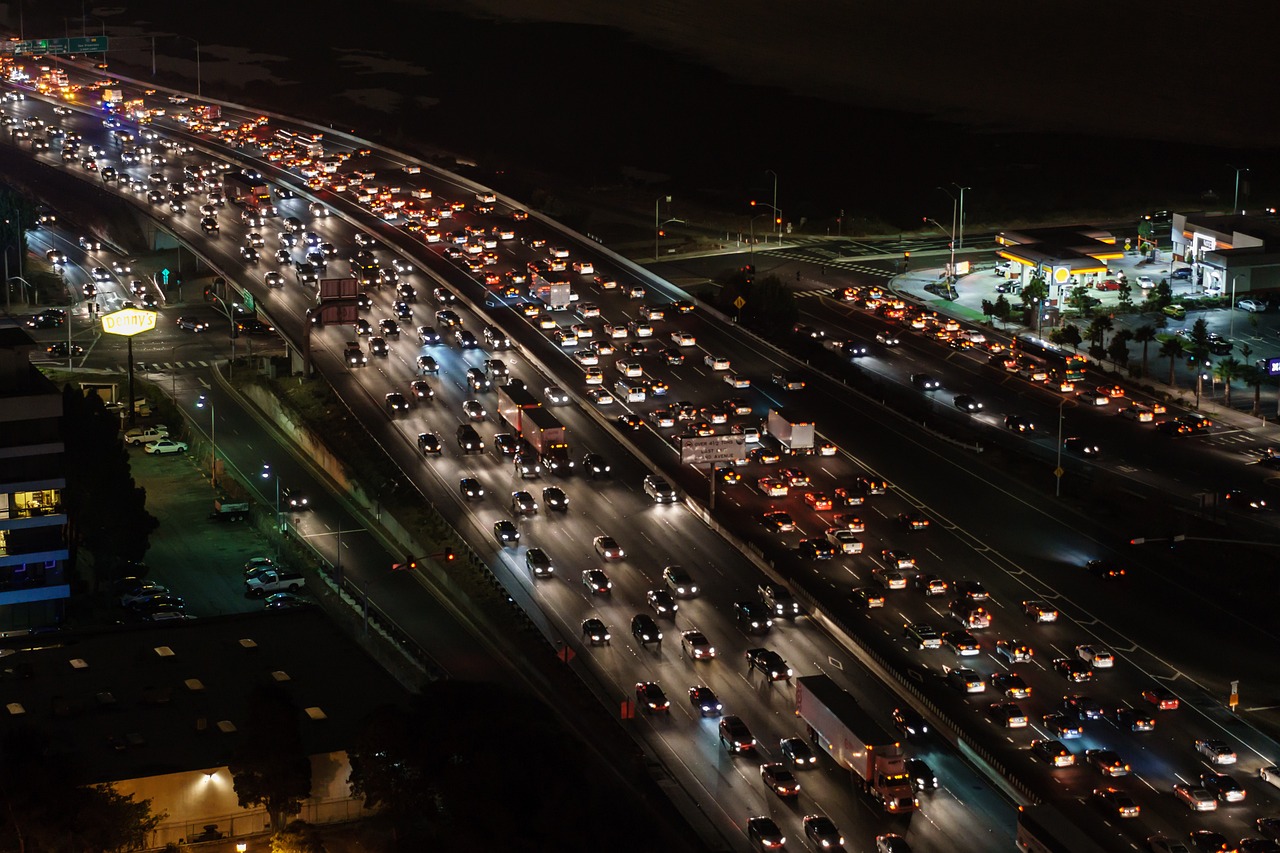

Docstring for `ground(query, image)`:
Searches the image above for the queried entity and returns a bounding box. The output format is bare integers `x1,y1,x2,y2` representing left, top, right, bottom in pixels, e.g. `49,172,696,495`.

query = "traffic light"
750,200,758,208
443,548,455,562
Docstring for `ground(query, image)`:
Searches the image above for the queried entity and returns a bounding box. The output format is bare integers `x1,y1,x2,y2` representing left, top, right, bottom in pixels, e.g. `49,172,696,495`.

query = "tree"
1152,278,1174,309
1189,318,1210,350
229,686,312,831
1215,356,1241,408
1160,338,1185,387
1117,279,1134,311
1020,273,1048,309
993,294,1012,325
0,186,36,283
1242,363,1266,415
1107,329,1133,367
60,387,160,585
272,820,327,853
716,272,798,337
0,727,164,851
1132,325,1157,378
1066,284,1092,313
1056,323,1082,351
1085,316,1113,348
981,298,996,320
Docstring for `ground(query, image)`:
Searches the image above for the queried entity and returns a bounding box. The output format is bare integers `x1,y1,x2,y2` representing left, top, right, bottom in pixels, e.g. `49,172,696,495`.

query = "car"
772,373,805,391
1195,739,1238,765
583,452,612,479
988,701,1028,728
511,490,538,516
263,592,312,611
631,613,663,645
898,512,930,532
1257,819,1280,842
1224,488,1269,511
1200,771,1246,802
953,394,983,412
1240,840,1280,853
542,486,569,512
943,630,980,656
995,639,1034,664
1031,738,1076,767
890,706,929,740
646,588,679,618
144,439,188,455
1023,600,1058,622
852,587,886,609
384,391,409,414
1239,298,1268,313
903,623,942,650
742,646,794,683
1053,658,1092,682
119,581,172,608
123,425,171,445
911,373,941,390
876,834,911,853
1085,748,1131,777
760,763,801,798
581,617,611,645
458,477,485,501
1084,559,1126,580
990,672,1031,699
462,400,486,421
634,681,669,713
1167,782,1220,814
544,385,570,405
1060,693,1104,721
593,535,625,560
746,815,783,849
524,548,553,578
801,814,843,849
1093,786,1140,818
688,685,722,717
581,569,612,595
1042,712,1083,739
663,565,698,598
775,737,817,769
905,757,938,792
1074,645,1114,668
680,629,715,660
1142,687,1180,710
703,354,731,371
947,667,984,693
760,511,795,533
1188,830,1232,851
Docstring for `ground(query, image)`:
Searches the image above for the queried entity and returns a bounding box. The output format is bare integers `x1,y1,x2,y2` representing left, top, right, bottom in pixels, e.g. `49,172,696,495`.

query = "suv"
643,474,678,503
734,601,773,635
758,583,802,617
719,716,757,753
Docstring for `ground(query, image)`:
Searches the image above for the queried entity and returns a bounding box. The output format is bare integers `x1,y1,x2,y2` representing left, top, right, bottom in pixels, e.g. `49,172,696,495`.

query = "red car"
1095,279,1122,292
804,492,834,511
1141,687,1180,710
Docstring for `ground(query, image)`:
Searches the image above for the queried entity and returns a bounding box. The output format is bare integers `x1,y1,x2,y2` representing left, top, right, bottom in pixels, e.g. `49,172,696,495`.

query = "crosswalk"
760,247,895,281
105,360,216,373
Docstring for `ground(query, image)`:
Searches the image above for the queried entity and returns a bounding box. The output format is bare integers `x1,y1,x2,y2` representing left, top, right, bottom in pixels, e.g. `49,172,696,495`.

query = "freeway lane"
12,70,1280,848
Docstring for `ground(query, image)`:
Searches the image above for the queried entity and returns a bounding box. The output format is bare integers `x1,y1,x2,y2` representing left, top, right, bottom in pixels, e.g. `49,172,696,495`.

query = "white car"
1075,645,1114,668
1238,299,1267,313
1137,275,1155,289
671,331,696,347
144,438,189,455
724,373,750,388
584,368,604,385
1261,766,1280,788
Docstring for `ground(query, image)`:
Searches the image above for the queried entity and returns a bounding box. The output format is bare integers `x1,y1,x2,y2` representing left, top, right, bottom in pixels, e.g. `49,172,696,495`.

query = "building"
0,324,70,631
1171,212,1280,297
0,609,409,846
995,225,1125,290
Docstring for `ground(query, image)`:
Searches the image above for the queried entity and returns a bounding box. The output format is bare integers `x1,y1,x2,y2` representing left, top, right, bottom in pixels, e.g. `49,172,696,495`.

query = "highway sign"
6,36,108,56
733,296,746,310
680,434,746,465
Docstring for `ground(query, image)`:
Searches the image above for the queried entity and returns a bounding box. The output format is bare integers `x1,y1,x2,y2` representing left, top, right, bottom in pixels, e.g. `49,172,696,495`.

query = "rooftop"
0,610,411,784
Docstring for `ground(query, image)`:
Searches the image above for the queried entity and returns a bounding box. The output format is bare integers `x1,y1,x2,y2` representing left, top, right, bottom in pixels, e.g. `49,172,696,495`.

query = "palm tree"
1086,316,1114,347
1242,364,1265,415
1160,338,1184,387
1215,356,1241,408
1133,325,1157,378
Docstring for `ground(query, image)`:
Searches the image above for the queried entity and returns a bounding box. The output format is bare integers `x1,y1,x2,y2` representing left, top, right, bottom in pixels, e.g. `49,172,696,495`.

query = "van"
643,474,678,503
616,380,646,403
456,424,483,454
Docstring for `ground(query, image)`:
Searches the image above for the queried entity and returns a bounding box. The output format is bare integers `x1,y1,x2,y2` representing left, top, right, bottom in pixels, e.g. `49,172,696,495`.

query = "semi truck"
531,273,572,311
794,675,918,813
766,409,815,455
496,384,573,472
224,172,271,207
1015,803,1107,853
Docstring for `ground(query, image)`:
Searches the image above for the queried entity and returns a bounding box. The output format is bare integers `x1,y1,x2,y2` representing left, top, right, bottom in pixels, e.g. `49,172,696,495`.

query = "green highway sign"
5,36,109,56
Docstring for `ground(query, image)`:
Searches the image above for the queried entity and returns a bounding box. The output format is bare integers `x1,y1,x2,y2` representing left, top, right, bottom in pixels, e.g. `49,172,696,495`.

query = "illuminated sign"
101,308,158,337
1268,358,1280,377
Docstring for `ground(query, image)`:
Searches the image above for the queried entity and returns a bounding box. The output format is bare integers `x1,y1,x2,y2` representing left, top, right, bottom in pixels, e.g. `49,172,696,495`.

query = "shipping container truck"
795,675,918,813
1015,803,1107,853
531,273,572,311
496,384,573,472
766,409,815,455
224,172,271,206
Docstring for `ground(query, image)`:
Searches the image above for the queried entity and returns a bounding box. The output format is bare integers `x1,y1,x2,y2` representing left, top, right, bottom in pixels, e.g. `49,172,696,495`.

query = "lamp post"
751,200,782,249
654,195,671,261
924,217,957,298
164,35,202,98
209,292,237,377
196,394,217,488
936,187,959,280
765,170,779,243
261,462,281,536
3,212,22,311
953,184,970,249
1232,166,1249,214
1055,399,1066,498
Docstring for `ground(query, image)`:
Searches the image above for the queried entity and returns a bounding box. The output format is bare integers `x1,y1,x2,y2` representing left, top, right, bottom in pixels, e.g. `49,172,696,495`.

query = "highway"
7,65,1280,851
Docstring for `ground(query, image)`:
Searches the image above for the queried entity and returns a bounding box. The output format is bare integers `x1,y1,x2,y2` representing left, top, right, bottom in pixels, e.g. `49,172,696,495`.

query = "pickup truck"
826,526,864,554
244,569,306,597
123,425,170,445
746,647,793,681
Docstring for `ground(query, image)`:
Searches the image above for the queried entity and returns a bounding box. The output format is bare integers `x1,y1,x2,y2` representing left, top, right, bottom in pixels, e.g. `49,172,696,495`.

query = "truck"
531,272,572,311
1015,803,1107,853
495,384,574,472
210,498,250,522
794,675,918,813
224,171,271,207
766,409,815,455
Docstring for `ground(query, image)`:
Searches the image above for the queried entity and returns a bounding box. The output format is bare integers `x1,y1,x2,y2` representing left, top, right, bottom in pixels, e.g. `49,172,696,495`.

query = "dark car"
459,477,484,501
631,613,663,645
264,592,311,610
1085,559,1125,580
417,431,442,455
905,757,939,791
583,452,611,479
911,373,941,390
688,685,722,717
953,394,983,412
581,617,610,645
892,706,929,739
1063,436,1101,456
634,681,670,713
542,486,569,512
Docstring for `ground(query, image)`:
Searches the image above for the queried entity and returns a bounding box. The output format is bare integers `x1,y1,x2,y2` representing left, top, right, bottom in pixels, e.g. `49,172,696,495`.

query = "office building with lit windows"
0,325,69,630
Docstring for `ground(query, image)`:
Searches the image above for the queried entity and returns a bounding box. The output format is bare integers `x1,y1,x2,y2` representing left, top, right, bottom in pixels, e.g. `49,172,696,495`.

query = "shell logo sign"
101,307,158,337
1053,267,1072,284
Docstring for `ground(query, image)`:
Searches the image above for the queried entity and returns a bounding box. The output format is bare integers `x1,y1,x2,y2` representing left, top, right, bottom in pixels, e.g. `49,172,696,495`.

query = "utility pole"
954,184,970,249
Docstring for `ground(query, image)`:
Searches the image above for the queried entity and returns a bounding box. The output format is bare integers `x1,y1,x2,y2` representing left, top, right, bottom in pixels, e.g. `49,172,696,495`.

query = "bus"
1015,804,1107,853
1015,334,1087,383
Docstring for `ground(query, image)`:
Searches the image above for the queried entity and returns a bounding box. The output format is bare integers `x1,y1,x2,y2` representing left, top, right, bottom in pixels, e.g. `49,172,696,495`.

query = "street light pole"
209,293,236,377
937,188,958,281
953,184,970,249
1232,166,1249,214
766,170,779,243
654,195,671,261
1055,400,1065,498
196,394,216,487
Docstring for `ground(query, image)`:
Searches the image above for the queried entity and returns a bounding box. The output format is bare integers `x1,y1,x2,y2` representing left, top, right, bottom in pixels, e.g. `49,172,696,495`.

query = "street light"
936,187,959,280
654,195,671,261
261,462,282,535
923,217,957,298
750,200,782,247
195,394,217,487
1231,165,1249,214
209,292,237,377
953,184,970,249
3,213,22,311
765,170,779,243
